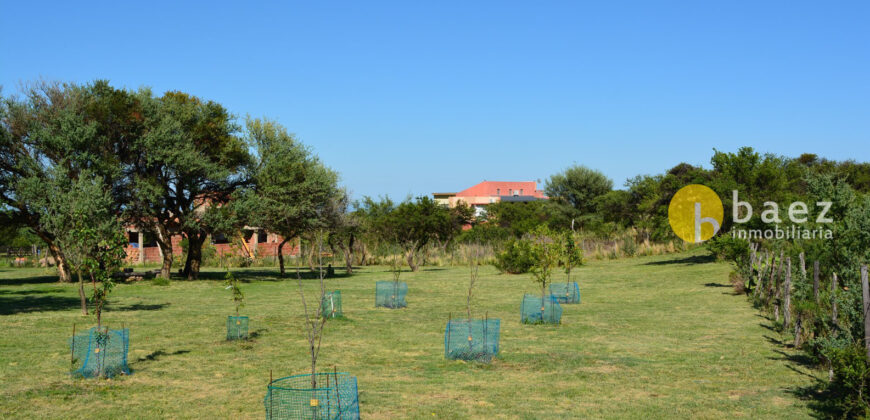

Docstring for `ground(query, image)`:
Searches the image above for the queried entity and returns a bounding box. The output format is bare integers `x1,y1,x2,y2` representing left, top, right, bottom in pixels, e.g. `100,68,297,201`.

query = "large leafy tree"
239,117,339,276
127,90,250,279
0,81,135,282
382,196,453,271
545,165,613,216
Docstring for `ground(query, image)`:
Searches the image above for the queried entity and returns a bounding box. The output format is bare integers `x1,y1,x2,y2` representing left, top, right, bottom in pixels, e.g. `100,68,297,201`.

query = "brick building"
124,227,298,265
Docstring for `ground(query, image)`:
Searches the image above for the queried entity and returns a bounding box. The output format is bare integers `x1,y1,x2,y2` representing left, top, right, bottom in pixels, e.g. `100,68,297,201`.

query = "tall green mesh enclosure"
520,294,562,324
549,282,581,304
444,318,500,362
69,326,130,378
375,281,407,309
264,372,360,420
321,291,343,318
227,316,249,340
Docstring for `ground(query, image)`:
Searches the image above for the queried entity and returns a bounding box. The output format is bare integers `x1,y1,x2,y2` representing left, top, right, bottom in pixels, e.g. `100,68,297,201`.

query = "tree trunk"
77,271,87,315
307,240,317,272
793,316,802,348
783,258,791,328
155,223,173,279
184,233,205,280
45,241,72,282
341,244,354,274
813,260,820,304
277,238,290,277
359,242,368,266
406,249,419,272
90,272,101,330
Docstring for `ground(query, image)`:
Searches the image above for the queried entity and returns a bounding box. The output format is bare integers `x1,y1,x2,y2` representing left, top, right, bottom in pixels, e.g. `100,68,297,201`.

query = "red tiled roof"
455,181,545,198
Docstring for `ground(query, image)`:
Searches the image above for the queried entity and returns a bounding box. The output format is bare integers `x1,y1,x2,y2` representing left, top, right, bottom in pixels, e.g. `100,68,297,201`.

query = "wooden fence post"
813,260,820,304
862,266,870,361
783,258,792,327
755,251,766,298
773,251,784,321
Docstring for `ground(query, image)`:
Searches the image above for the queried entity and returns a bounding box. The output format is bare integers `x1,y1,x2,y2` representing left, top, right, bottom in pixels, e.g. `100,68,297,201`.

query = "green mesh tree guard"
227,316,249,340
444,318,500,362
264,372,360,420
549,282,581,304
520,294,562,324
375,281,407,309
69,326,130,378
321,291,343,318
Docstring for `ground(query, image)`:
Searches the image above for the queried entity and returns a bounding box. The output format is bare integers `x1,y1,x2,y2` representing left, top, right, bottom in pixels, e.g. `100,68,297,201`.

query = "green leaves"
224,271,245,315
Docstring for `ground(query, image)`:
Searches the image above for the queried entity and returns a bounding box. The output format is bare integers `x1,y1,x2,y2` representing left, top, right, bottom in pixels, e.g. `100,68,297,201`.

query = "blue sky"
2,1,868,200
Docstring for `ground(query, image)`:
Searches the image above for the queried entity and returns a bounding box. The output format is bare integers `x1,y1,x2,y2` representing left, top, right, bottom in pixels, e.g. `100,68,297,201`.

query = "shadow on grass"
0,295,81,315
249,328,267,340
788,380,846,419
189,269,353,282
704,282,731,288
136,349,191,363
644,254,715,266
0,295,169,316
769,349,817,369
0,275,59,286
0,288,63,295
110,303,170,311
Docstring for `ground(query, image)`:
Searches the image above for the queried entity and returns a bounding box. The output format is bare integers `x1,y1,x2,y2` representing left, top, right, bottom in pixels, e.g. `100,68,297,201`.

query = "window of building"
212,233,230,244
257,231,268,243
496,188,500,195
142,232,157,247
520,189,524,195
128,231,139,245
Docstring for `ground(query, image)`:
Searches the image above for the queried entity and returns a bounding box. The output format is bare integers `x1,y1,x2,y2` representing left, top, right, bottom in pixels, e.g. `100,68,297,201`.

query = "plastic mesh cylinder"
375,281,407,309
444,318,500,362
549,282,581,304
520,294,562,324
264,372,360,420
227,316,249,340
69,327,130,378
321,291,343,318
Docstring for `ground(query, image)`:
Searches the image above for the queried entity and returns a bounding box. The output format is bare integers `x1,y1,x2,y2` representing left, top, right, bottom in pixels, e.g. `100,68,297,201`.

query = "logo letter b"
695,202,721,243
732,190,752,223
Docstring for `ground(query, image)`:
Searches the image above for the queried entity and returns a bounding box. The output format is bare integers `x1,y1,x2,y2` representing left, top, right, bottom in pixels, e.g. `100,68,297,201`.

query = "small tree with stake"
225,271,249,340
264,230,361,419
522,226,562,324
27,169,130,378
445,244,500,362
552,231,583,304
376,250,408,309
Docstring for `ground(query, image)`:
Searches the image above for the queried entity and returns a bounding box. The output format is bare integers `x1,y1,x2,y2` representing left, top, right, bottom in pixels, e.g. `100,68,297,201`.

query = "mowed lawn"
0,250,820,419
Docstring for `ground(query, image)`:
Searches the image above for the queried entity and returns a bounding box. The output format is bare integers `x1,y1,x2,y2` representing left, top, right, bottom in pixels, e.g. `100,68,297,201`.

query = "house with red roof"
433,180,547,217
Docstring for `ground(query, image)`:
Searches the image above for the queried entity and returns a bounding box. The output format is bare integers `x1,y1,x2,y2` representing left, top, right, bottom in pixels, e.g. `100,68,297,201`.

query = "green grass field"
0,250,821,419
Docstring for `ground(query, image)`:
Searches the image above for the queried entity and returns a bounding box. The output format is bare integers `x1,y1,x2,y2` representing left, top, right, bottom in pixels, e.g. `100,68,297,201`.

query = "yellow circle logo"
668,184,723,243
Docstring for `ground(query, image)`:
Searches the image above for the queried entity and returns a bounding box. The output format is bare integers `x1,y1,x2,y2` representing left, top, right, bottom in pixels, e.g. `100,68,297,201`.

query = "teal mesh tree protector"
227,316,249,340
264,372,360,419
549,282,581,304
444,318,500,362
520,293,562,324
375,281,407,308
70,326,130,378
321,291,343,318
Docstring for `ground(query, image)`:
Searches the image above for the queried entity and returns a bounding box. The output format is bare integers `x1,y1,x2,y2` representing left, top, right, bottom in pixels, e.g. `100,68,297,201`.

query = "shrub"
493,238,534,274
706,235,749,265
728,270,746,295
152,277,171,286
